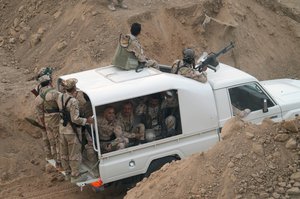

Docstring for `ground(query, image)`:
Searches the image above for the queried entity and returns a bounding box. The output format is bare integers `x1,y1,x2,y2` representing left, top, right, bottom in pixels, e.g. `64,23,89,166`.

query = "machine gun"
195,41,235,72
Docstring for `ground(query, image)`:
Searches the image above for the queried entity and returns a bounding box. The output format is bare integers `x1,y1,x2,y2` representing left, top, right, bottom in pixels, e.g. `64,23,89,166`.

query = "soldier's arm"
34,96,45,126
69,98,87,126
127,40,147,63
98,118,115,137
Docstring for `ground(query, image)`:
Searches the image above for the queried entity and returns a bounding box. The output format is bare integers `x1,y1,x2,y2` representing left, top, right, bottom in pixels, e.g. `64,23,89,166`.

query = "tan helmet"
145,129,156,142
61,78,78,90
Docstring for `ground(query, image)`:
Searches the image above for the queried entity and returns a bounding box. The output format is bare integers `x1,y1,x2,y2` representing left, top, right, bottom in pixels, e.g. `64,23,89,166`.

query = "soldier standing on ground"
34,68,62,170
107,0,127,11
98,106,129,153
57,78,94,183
112,22,158,70
171,48,207,83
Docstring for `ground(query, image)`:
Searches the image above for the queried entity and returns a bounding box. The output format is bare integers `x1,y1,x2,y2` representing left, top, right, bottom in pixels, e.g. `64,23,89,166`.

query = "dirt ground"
0,0,299,198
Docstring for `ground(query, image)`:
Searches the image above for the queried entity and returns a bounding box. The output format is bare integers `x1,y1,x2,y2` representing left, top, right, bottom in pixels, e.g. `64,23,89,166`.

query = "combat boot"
117,2,128,9
108,2,116,11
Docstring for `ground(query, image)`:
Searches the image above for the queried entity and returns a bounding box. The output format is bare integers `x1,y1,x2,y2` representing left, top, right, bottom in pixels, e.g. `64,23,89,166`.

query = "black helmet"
182,48,195,64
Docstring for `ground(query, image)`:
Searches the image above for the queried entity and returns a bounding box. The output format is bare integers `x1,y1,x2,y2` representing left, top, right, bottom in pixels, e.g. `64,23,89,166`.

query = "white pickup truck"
58,63,300,190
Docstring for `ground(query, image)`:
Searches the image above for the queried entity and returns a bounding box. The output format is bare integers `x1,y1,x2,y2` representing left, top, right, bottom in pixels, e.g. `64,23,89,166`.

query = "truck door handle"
269,115,278,119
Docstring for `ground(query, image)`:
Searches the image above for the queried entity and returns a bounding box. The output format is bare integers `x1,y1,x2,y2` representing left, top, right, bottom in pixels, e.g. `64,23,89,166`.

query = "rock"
57,40,68,52
285,138,297,149
286,187,300,195
30,33,42,46
19,34,26,43
9,37,16,44
294,182,300,187
13,18,19,28
291,172,300,182
19,22,31,32
53,10,62,19
18,5,24,12
272,192,280,199
274,134,289,142
0,36,4,47
91,11,98,16
37,27,46,35
252,143,264,156
259,192,269,198
245,132,254,139
282,120,298,133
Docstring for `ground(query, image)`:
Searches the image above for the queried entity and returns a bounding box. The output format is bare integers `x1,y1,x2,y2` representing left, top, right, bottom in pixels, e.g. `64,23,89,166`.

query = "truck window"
95,90,182,154
229,83,275,112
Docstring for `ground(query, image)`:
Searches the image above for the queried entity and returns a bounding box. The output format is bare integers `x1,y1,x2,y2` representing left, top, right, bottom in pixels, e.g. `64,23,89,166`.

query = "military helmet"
36,67,53,81
37,74,51,83
182,48,195,64
145,129,156,142
61,78,78,90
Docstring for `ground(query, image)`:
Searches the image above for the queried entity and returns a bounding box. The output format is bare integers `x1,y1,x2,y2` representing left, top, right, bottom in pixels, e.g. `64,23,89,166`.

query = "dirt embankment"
0,0,300,198
125,117,300,199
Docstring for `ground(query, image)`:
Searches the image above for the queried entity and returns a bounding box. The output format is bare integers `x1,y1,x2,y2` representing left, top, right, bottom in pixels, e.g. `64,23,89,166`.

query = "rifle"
195,41,235,72
25,117,46,130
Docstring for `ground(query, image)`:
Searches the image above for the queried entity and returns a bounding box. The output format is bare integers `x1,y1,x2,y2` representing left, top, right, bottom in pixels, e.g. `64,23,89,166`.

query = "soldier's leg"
45,114,57,161
116,0,127,9
107,0,116,11
41,129,52,160
60,133,71,174
66,134,82,177
53,124,62,169
84,128,97,162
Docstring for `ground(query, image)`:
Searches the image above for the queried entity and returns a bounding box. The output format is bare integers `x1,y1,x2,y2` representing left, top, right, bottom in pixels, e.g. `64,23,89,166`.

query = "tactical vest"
40,88,59,113
112,34,139,70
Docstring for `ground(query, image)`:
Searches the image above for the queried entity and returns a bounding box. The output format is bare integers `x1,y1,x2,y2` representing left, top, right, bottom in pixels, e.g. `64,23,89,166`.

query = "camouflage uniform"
98,115,129,153
116,110,145,142
161,92,179,136
35,83,61,164
57,79,87,177
76,90,97,162
171,60,207,83
113,34,158,69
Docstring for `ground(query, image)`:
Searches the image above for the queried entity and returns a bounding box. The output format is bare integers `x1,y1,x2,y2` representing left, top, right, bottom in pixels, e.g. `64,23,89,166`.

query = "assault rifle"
195,41,235,72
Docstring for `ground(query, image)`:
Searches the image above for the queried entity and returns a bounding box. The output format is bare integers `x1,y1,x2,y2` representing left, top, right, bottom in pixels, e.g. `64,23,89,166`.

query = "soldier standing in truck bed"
57,78,94,183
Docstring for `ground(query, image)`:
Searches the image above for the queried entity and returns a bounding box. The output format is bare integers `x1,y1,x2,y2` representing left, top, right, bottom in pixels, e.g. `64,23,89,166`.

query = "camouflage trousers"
41,129,52,159
59,133,82,177
44,114,60,163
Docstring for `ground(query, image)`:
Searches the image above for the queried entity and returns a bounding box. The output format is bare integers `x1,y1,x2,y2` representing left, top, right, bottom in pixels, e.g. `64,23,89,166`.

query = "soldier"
171,48,207,83
116,101,145,145
34,69,62,170
107,0,127,11
161,91,180,137
98,106,129,153
57,78,94,183
112,22,158,71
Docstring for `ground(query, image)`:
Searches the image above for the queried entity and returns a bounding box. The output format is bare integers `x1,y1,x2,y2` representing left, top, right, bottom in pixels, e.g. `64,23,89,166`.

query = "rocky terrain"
0,0,299,198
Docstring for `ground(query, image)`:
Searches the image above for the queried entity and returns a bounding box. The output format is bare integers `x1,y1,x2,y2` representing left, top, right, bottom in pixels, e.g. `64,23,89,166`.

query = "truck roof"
58,63,257,105
207,63,258,89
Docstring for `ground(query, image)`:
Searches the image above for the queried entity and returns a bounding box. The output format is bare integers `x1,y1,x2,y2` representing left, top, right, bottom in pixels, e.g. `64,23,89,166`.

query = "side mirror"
263,99,268,113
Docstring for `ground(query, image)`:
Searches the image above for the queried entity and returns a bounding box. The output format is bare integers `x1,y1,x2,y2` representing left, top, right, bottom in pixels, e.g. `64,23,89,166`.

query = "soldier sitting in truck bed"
116,101,145,145
98,106,129,153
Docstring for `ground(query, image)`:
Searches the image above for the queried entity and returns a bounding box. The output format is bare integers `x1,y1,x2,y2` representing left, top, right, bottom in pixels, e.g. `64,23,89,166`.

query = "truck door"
228,82,282,123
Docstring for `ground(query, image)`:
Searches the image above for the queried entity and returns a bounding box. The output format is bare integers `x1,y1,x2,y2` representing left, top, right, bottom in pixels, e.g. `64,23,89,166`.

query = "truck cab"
57,63,300,189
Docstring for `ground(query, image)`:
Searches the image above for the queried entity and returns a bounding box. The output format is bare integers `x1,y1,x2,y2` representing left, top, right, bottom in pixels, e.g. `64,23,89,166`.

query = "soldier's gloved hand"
86,116,94,124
